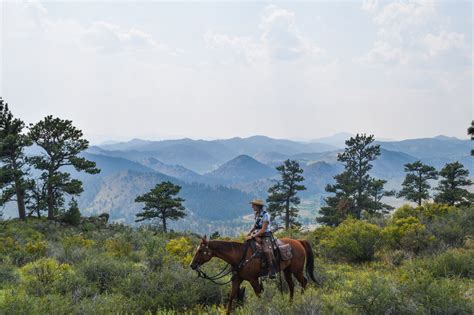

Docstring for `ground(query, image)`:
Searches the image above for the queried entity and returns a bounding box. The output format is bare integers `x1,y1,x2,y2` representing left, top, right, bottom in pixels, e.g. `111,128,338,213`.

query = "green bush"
119,263,223,312
320,218,381,263
78,255,132,294
345,272,401,314
408,248,474,279
0,264,19,288
62,199,81,226
381,216,433,253
19,257,73,295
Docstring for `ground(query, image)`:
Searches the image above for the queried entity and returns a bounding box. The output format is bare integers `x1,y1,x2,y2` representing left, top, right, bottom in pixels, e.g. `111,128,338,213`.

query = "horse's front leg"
227,276,242,314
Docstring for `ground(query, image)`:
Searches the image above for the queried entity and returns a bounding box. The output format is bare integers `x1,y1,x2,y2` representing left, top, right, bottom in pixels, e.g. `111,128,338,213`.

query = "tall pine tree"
0,99,32,220
317,134,386,226
397,161,437,206
266,159,306,230
434,162,473,206
28,116,100,220
135,181,186,233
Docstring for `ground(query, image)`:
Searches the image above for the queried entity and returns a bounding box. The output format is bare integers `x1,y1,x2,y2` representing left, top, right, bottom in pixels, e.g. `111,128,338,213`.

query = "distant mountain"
83,171,254,223
140,157,207,184
376,137,471,159
217,135,337,155
80,152,155,176
206,155,277,185
95,136,338,173
310,132,354,148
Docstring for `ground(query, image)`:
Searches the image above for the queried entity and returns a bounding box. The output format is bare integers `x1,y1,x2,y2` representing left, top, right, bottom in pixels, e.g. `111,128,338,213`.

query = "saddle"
249,237,293,261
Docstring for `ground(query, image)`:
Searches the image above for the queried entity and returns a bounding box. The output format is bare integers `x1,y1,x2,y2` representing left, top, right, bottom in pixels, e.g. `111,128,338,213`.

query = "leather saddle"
249,238,293,261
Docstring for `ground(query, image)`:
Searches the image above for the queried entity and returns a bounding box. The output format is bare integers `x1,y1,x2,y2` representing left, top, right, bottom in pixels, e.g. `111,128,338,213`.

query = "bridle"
194,241,258,285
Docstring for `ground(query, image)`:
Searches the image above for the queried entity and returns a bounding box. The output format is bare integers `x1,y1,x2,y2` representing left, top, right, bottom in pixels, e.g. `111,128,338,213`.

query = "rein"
196,241,258,286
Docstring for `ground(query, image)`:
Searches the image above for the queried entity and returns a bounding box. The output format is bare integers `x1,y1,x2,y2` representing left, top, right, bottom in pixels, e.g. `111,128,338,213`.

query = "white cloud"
80,22,166,53
6,1,167,55
422,31,467,58
362,0,379,13
357,1,469,67
203,5,324,64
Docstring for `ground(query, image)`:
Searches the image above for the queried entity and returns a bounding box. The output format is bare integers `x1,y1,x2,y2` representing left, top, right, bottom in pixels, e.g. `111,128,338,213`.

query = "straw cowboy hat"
249,199,266,207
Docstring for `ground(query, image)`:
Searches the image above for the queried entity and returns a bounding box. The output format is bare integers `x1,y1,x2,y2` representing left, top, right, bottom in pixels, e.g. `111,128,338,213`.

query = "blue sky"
1,1,472,143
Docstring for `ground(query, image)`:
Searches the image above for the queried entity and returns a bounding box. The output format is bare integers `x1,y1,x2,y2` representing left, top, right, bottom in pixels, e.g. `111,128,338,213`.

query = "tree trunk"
162,216,167,233
285,198,290,230
15,180,26,221
47,180,54,220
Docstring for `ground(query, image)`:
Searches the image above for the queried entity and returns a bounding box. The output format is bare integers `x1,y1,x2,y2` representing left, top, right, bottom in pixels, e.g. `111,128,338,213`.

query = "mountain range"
3,134,472,235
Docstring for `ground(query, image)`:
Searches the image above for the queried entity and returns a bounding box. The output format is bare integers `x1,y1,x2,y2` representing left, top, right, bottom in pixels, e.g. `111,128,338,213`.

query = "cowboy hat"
249,199,266,207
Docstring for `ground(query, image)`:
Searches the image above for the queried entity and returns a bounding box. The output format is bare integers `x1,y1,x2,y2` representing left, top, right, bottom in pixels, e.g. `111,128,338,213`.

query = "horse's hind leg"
293,270,308,293
284,269,295,301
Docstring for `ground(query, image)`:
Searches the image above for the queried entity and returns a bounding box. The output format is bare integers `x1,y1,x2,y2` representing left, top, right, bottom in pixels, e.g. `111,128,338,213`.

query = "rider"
245,199,277,278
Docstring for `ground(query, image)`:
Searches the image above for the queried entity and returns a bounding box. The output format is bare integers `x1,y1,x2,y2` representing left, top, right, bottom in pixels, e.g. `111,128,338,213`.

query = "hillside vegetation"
1,203,472,314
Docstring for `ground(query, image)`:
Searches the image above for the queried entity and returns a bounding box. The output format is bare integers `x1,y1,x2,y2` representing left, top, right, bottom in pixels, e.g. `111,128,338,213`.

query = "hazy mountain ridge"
205,155,277,185
5,135,468,230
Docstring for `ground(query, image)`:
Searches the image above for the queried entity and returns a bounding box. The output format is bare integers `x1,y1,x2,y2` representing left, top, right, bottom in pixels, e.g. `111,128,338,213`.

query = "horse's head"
190,235,213,270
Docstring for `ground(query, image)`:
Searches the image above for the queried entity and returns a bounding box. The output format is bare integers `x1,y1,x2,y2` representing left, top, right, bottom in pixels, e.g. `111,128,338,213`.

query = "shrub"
320,218,381,263
19,258,73,295
166,236,193,266
345,272,401,314
408,248,474,279
78,255,132,293
105,238,133,258
62,199,81,226
0,264,19,288
382,216,433,253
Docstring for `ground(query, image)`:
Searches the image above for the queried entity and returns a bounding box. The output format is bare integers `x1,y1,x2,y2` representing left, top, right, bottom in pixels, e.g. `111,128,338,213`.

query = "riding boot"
264,251,277,279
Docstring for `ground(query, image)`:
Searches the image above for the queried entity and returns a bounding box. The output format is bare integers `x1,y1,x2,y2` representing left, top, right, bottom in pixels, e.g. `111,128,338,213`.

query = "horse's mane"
208,240,245,253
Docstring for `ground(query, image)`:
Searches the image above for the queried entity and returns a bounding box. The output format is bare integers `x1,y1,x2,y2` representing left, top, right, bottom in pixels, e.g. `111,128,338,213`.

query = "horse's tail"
298,240,319,285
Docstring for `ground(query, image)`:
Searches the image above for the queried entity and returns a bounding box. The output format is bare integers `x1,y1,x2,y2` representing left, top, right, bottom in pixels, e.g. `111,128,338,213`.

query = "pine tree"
28,116,100,220
318,171,356,226
398,161,438,206
367,178,395,215
63,198,81,226
135,181,186,233
317,134,385,226
26,179,47,218
266,159,306,230
0,99,32,220
434,162,473,206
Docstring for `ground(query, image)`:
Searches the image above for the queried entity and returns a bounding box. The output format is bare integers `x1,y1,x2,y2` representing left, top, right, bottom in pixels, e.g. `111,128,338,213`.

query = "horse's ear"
202,235,208,244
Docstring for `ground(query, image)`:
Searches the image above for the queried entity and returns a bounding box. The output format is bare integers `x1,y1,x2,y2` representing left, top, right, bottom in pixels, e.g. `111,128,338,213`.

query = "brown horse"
190,236,318,314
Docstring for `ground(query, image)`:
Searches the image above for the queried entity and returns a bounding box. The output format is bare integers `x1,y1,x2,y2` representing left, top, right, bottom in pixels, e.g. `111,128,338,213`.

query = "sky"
1,1,472,144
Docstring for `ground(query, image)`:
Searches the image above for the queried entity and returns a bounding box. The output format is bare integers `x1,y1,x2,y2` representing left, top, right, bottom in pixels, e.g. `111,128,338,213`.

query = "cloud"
80,22,166,53
357,1,469,67
6,2,167,55
422,31,467,58
361,0,379,13
203,5,324,64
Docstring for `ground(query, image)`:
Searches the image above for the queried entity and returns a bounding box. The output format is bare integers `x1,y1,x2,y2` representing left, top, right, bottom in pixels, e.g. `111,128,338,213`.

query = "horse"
190,235,318,314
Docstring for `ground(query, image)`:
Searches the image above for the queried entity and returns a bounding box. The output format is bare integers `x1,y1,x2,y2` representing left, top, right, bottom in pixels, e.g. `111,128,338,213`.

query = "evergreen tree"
434,162,473,206
397,161,438,206
317,134,384,226
135,181,186,233
28,116,100,220
367,178,395,215
0,99,32,220
318,171,356,226
26,179,47,218
266,159,306,230
63,198,81,226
